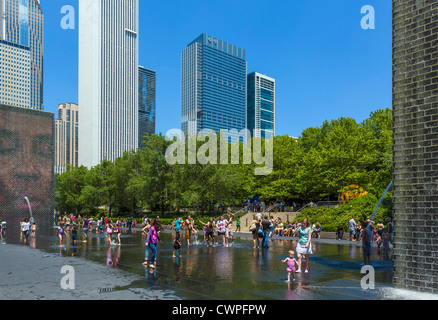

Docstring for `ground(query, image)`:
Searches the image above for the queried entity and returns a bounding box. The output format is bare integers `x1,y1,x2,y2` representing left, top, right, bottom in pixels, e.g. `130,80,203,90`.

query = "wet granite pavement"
1,227,436,300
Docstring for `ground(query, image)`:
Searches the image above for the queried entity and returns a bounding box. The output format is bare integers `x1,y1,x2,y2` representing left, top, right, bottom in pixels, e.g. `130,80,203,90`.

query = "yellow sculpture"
339,185,368,203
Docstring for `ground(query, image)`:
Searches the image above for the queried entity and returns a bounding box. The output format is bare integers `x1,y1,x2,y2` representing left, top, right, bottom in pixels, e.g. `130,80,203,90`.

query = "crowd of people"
168,212,236,249
2,209,394,284
244,200,289,214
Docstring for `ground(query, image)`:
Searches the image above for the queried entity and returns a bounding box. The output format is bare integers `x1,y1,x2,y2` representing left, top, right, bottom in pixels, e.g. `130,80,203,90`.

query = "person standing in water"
115,223,122,246
106,222,113,245
225,212,235,247
362,221,374,266
185,216,193,247
82,216,90,243
0,217,7,240
250,216,261,249
21,218,31,244
216,216,226,246
296,218,313,273
198,218,215,247
143,219,162,269
58,223,65,246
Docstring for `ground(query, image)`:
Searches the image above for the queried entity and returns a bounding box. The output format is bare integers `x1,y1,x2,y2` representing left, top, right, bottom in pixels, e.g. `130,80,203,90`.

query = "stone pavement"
0,243,178,300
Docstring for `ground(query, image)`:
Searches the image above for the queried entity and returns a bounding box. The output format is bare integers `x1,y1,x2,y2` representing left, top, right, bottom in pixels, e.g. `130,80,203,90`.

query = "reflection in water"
174,256,181,283
216,248,233,281
147,268,158,292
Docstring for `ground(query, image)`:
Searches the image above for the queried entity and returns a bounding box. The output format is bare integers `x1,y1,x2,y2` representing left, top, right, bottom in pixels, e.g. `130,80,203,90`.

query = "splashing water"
24,197,33,220
371,180,392,222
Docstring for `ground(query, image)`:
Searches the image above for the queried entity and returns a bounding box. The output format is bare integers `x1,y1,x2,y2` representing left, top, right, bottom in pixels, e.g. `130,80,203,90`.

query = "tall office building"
0,0,44,110
138,66,156,146
79,0,139,168
181,33,247,143
247,72,275,139
55,103,79,174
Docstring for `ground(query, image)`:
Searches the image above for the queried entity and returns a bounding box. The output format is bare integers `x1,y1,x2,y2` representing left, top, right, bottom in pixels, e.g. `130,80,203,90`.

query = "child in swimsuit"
282,250,298,282
58,224,65,246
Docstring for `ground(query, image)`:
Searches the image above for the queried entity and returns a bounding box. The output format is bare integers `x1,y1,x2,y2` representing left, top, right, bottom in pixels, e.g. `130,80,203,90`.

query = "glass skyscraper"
247,72,275,139
138,66,156,146
181,33,247,143
0,0,44,110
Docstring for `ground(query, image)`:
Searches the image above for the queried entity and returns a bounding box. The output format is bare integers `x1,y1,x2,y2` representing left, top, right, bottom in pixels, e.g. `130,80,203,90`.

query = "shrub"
295,194,392,232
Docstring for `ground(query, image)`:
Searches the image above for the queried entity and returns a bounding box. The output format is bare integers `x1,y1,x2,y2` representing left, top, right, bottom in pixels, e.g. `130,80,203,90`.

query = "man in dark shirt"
261,216,271,248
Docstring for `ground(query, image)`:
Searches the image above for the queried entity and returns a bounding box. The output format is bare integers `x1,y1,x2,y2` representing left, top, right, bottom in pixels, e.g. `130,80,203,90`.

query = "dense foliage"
55,108,393,217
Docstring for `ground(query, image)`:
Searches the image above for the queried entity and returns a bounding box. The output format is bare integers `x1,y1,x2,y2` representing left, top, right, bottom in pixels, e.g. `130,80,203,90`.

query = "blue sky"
41,0,392,138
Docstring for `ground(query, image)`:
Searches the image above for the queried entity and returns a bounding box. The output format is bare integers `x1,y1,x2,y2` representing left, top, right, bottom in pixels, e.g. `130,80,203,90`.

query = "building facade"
0,0,44,110
55,103,79,174
393,0,438,293
0,40,30,108
78,0,139,168
181,33,247,143
247,72,275,140
138,66,156,146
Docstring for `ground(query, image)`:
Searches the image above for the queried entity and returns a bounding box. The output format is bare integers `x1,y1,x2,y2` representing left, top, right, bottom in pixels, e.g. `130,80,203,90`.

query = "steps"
237,211,298,230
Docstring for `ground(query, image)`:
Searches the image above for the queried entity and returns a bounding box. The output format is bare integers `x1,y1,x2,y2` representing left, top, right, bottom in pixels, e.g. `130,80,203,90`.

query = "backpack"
258,228,264,238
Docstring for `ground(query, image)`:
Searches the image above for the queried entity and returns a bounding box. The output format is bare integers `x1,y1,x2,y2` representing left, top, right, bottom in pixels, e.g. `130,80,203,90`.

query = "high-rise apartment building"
55,103,79,174
247,72,275,140
0,0,43,110
181,33,247,143
0,41,31,108
138,66,156,146
79,0,139,168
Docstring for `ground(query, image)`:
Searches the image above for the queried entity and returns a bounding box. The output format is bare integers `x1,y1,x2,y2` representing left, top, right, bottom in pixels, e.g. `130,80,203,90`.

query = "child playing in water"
173,233,182,257
115,224,122,246
72,225,77,245
362,221,373,266
382,228,391,257
31,222,37,236
106,222,113,245
192,225,199,245
58,224,65,246
282,250,299,282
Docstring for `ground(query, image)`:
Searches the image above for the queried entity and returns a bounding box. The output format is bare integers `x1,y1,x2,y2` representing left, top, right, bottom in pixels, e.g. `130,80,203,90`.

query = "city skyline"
40,0,391,139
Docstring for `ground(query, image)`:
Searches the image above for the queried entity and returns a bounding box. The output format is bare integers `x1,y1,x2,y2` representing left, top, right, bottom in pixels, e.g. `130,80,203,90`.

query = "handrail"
296,203,312,213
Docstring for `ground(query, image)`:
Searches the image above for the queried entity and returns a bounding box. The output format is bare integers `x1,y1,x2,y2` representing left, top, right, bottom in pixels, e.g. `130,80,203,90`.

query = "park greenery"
55,108,393,230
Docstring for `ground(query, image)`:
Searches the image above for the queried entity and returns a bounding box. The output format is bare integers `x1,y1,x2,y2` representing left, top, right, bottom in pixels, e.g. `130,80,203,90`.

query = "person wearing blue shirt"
174,217,182,237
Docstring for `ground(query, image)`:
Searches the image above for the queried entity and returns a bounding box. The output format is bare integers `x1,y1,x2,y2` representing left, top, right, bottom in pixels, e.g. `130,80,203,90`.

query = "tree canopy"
55,108,393,216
